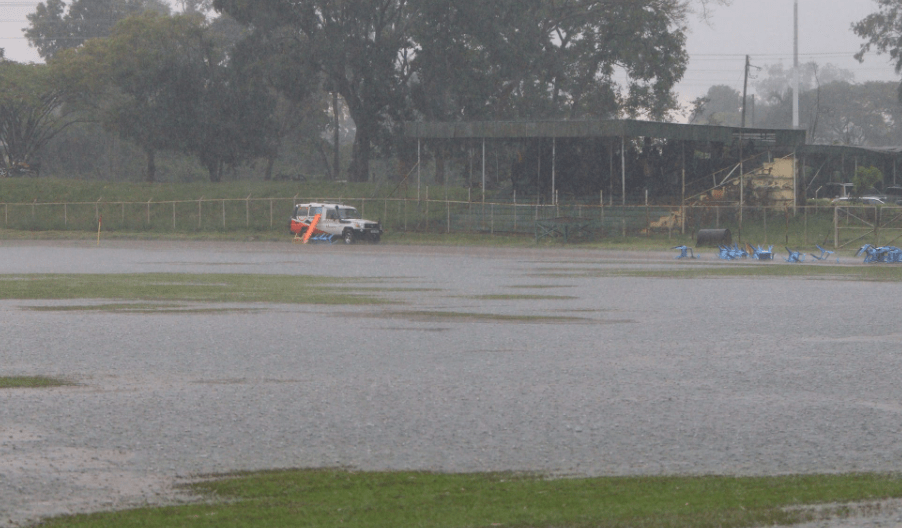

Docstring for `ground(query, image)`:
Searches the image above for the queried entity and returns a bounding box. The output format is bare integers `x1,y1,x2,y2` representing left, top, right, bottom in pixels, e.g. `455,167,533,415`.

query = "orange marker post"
301,214,321,244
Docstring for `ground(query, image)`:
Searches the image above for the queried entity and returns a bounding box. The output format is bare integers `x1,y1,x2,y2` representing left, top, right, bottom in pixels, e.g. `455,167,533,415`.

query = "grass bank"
0,273,392,305
38,469,902,528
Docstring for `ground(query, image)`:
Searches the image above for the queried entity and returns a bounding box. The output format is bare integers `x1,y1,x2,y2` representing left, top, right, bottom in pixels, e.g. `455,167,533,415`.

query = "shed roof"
796,144,902,157
403,119,807,147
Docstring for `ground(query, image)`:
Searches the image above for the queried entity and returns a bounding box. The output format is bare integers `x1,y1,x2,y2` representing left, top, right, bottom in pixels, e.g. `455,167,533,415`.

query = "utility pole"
333,92,340,180
793,0,799,128
740,55,750,178
741,55,750,130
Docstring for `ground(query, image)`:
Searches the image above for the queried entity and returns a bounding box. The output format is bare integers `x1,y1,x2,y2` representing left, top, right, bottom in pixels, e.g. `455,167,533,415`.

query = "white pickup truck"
289,202,382,244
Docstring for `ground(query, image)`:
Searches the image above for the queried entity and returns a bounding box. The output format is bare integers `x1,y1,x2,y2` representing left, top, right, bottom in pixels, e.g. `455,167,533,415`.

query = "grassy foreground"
0,273,390,305
39,469,902,528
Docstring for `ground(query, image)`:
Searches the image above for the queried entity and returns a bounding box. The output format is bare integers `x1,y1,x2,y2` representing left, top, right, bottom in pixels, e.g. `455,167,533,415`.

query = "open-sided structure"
404,119,807,206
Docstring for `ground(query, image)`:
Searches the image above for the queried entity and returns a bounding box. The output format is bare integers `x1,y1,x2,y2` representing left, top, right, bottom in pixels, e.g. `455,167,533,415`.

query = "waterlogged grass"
360,310,598,324
533,264,902,281
0,274,390,305
0,376,72,388
465,293,579,300
39,469,902,528
24,303,261,314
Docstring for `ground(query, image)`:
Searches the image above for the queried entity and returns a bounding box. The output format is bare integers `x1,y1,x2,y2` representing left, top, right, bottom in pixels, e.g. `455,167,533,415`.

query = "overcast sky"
1,0,899,109
678,0,899,100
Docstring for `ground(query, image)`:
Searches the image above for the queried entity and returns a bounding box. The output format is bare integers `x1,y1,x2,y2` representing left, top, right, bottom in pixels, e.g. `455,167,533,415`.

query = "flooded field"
2,240,902,526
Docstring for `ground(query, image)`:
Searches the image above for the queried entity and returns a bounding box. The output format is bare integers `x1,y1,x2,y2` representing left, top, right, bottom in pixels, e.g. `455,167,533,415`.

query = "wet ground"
2,240,902,527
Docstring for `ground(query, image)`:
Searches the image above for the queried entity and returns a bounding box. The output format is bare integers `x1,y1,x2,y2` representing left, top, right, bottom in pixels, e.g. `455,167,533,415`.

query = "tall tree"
687,84,741,125
854,0,902,100
215,0,692,182
0,58,78,172
54,12,214,181
25,0,170,60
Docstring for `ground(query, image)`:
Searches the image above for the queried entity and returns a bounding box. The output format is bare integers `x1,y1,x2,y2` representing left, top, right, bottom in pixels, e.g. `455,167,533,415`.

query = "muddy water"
2,240,902,526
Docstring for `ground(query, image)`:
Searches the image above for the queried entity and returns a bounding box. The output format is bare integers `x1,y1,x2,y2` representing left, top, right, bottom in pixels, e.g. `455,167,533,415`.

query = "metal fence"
2,196,900,249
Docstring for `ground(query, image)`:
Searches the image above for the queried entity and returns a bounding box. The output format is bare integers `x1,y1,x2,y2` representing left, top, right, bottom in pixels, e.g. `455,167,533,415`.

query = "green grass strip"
0,274,391,305
0,376,72,388
537,264,902,281
39,469,902,527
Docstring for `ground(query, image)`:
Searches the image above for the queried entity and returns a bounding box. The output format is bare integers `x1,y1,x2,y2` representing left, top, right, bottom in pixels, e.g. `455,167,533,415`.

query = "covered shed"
403,119,806,205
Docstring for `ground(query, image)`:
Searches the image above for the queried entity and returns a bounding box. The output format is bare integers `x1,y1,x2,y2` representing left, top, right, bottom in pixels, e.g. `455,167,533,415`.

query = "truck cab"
290,202,382,244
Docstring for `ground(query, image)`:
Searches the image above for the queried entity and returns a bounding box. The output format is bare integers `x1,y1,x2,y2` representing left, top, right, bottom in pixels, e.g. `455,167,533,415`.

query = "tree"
25,0,170,60
748,63,902,146
688,85,741,125
214,0,692,182
54,12,216,182
854,0,902,100
853,166,883,196
0,58,78,173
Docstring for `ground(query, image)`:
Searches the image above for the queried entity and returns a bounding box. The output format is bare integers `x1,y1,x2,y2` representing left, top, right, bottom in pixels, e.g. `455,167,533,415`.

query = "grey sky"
679,0,899,101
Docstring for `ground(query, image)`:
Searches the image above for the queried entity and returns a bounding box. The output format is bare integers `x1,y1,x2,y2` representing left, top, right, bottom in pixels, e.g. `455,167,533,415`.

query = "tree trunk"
263,155,275,181
206,157,222,182
145,147,156,183
333,91,340,180
348,123,371,183
435,145,445,185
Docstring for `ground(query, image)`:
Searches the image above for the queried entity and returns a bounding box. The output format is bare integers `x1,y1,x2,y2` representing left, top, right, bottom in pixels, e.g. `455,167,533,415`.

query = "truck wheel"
343,230,355,244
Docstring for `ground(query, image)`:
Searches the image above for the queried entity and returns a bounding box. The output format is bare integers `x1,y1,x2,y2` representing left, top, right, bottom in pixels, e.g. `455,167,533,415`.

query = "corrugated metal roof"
403,119,807,146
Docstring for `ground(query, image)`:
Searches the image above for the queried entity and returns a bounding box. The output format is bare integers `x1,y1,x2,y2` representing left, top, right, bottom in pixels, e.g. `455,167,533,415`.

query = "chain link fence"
2,196,900,248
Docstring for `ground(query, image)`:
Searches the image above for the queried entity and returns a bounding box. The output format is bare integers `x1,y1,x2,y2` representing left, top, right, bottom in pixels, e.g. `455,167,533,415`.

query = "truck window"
326,209,339,220
310,207,322,217
338,208,360,219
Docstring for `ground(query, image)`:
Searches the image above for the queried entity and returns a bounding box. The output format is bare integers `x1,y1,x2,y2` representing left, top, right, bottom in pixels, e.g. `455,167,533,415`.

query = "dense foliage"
213,0,692,182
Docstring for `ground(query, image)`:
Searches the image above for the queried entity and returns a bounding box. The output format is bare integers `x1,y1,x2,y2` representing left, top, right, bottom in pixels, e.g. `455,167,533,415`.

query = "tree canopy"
0,58,78,172
52,11,280,182
213,0,692,182
854,0,902,100
25,0,170,60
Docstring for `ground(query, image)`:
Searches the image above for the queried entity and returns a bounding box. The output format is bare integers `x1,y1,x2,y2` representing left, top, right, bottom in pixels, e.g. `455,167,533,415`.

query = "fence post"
222,200,226,229
198,197,203,229
784,206,789,246
173,202,176,230
447,199,450,233
270,199,273,229
64,203,67,227
763,207,767,245
833,206,838,248
147,198,152,226
121,203,125,226
246,194,250,228
491,203,494,234
804,205,808,244
875,205,880,246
